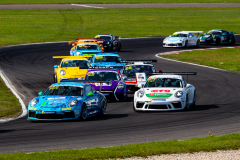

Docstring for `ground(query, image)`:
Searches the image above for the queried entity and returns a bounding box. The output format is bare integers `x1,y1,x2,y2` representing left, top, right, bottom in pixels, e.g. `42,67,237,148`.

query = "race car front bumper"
28,109,79,121
134,98,186,111
163,42,184,47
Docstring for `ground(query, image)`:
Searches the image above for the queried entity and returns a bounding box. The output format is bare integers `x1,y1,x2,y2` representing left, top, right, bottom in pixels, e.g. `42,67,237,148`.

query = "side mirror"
158,69,162,73
88,92,94,96
54,65,58,68
204,33,206,35
38,92,43,96
122,76,127,80
101,48,104,51
114,38,116,40
137,84,144,88
169,35,171,37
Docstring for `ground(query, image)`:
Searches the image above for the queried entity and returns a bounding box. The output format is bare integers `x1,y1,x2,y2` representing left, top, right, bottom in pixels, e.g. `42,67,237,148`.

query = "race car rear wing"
135,72,197,88
68,42,100,45
149,72,197,75
53,56,91,59
117,60,157,64
60,80,112,92
76,38,97,41
149,72,197,83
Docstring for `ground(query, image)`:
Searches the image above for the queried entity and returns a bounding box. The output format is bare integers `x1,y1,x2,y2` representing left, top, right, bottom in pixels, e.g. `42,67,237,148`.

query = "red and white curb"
155,46,240,72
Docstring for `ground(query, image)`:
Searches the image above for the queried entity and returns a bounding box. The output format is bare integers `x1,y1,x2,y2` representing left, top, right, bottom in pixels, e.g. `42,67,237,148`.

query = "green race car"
199,29,236,45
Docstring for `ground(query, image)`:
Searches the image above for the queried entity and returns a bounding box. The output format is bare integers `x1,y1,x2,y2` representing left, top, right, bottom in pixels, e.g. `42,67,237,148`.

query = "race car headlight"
117,83,124,89
175,91,183,98
107,42,110,44
76,52,81,56
30,99,37,107
163,38,167,42
60,70,66,75
68,100,77,107
137,90,144,98
180,39,184,42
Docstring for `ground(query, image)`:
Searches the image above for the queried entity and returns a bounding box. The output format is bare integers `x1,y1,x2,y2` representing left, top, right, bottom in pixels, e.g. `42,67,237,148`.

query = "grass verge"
0,77,22,118
1,133,240,159
159,47,240,73
1,0,240,4
0,8,239,47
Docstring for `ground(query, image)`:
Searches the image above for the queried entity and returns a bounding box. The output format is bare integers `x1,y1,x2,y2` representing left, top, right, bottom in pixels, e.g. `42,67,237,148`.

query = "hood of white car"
167,37,185,42
143,88,182,98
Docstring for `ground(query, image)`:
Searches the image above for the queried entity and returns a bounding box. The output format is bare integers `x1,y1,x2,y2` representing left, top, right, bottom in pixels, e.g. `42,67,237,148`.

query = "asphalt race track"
0,37,240,153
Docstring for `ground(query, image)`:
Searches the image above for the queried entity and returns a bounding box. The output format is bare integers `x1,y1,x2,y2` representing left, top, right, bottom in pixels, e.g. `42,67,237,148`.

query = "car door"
221,31,229,43
84,85,94,113
188,33,194,46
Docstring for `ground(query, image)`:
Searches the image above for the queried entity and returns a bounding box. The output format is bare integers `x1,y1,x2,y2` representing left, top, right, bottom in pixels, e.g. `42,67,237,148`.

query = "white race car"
163,31,203,48
133,73,196,111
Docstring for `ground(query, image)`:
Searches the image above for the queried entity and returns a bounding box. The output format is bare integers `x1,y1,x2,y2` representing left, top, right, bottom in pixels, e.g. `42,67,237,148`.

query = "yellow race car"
53,56,91,83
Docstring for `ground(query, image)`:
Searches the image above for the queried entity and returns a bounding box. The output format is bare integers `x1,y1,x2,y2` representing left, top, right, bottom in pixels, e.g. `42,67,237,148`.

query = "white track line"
155,46,240,73
0,69,27,123
71,4,104,9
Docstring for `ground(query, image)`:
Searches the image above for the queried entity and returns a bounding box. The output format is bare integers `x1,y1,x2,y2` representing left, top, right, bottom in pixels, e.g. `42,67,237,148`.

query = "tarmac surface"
0,37,240,153
0,3,240,9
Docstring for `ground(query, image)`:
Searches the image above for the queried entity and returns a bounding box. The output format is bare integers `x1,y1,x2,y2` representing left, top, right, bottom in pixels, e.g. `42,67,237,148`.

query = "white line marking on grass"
0,69,27,123
71,4,104,9
155,46,240,73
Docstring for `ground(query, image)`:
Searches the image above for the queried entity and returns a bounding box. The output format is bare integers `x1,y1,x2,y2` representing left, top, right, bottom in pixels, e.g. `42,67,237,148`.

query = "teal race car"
199,29,236,45
28,82,107,121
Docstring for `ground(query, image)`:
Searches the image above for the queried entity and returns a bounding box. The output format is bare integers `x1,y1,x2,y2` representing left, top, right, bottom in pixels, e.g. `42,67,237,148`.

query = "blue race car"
70,42,103,56
89,53,125,70
28,82,107,121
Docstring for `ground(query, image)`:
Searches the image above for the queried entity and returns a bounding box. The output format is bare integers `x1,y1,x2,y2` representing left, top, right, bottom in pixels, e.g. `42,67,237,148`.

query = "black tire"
192,91,196,107
117,43,121,52
184,95,189,110
124,93,128,102
196,40,200,48
216,38,221,45
80,103,88,120
133,101,138,112
231,38,235,45
100,98,107,115
185,41,189,48
53,73,57,83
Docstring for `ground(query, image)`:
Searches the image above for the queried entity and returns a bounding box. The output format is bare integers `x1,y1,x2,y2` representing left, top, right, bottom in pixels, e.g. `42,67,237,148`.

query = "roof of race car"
94,53,120,57
173,31,203,34
148,75,182,79
125,62,154,66
51,82,87,87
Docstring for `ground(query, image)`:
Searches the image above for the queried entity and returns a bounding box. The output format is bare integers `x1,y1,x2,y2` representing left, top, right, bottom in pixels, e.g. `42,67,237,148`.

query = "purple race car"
85,69,127,101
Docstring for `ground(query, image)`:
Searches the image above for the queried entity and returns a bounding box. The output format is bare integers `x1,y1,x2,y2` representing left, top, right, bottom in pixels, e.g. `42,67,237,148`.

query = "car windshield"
85,71,120,81
44,85,83,96
145,78,183,88
76,44,99,50
206,31,221,35
123,65,156,77
95,36,112,41
171,34,187,37
94,56,122,62
61,60,91,68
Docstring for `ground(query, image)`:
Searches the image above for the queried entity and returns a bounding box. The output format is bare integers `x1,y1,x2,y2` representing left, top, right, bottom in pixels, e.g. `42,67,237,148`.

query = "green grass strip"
0,8,240,47
1,133,240,159
160,48,240,73
1,0,240,4
0,77,22,118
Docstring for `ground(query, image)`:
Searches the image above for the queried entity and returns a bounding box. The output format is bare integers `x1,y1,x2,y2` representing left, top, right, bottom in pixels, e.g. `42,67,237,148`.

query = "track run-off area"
0,36,239,153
